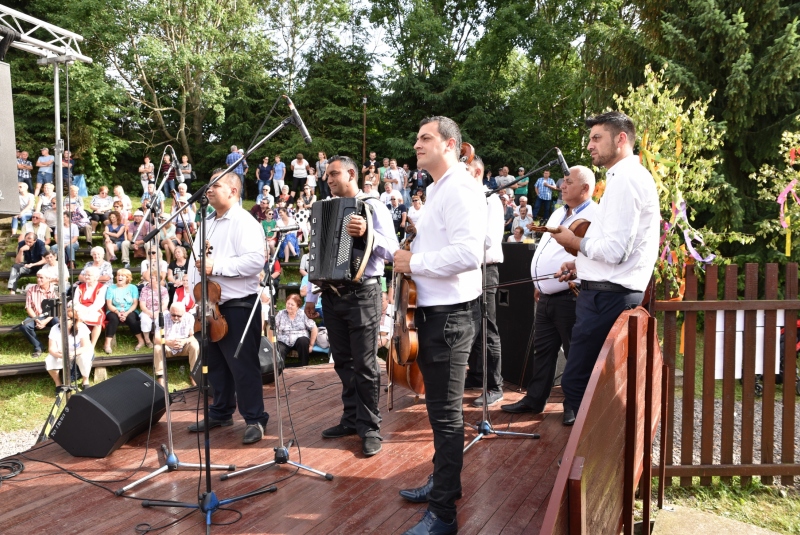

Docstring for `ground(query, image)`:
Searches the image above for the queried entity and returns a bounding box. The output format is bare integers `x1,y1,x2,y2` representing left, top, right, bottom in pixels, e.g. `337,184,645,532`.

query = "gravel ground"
0,429,40,460
659,397,800,487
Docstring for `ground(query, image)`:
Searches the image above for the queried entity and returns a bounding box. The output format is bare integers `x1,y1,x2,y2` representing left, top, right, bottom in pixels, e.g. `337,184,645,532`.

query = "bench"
0,353,187,377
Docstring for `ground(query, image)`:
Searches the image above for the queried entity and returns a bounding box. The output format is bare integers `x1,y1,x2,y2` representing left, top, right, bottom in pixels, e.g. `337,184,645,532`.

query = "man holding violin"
305,155,398,458
551,111,660,423
187,169,270,445
393,116,486,535
501,165,599,425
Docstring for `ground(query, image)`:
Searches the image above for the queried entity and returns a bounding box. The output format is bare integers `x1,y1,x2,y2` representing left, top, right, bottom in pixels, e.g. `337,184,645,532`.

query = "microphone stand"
464,196,540,454
222,231,333,482
137,118,304,533
115,232,234,496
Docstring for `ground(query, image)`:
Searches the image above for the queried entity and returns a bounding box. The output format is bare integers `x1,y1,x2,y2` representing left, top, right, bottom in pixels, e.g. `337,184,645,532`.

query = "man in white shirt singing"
552,111,660,420
393,117,486,535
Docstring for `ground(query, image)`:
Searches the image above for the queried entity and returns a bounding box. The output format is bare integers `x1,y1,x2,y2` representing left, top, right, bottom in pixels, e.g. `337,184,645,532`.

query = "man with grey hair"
153,301,198,387
501,165,598,425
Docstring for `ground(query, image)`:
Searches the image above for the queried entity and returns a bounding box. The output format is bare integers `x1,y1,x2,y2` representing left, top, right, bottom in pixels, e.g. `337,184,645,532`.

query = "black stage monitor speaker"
50,368,166,458
191,336,283,393
497,242,537,387
0,62,19,216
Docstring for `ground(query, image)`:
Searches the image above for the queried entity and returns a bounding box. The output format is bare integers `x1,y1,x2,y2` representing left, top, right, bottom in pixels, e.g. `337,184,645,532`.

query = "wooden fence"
654,262,799,486
540,308,666,535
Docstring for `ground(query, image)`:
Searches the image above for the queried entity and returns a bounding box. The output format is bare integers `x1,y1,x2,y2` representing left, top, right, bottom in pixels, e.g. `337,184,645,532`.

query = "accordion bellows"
308,197,374,286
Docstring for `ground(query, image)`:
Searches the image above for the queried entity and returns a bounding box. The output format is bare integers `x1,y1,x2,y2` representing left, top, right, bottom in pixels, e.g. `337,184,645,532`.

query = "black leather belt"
418,298,479,315
540,289,573,299
329,276,380,295
220,294,258,309
581,280,635,293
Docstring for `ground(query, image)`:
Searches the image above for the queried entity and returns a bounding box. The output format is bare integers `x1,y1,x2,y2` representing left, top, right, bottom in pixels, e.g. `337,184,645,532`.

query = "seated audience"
47,308,93,391
104,268,145,353
153,302,198,387
36,182,57,230
275,207,299,261
158,214,180,263
113,185,133,214
72,266,107,351
171,273,196,313
22,272,59,358
89,186,114,233
507,226,526,243
12,182,35,236
103,210,126,261
407,195,424,225
141,248,169,283
121,210,152,268
256,185,274,206
38,250,59,283
20,212,52,245
275,294,317,367
294,198,311,243
8,232,47,294
78,246,113,286
300,185,316,206
250,198,271,223
112,199,129,223
52,212,80,269
66,185,92,242
512,206,534,238
139,270,169,347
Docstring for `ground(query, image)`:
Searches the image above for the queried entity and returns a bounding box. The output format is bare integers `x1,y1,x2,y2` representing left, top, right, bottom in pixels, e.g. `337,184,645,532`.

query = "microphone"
284,95,313,144
555,148,571,176
276,223,301,233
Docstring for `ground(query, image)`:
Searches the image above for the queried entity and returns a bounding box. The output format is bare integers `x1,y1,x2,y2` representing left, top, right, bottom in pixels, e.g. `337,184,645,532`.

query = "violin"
528,218,591,256
192,240,229,343
387,232,424,408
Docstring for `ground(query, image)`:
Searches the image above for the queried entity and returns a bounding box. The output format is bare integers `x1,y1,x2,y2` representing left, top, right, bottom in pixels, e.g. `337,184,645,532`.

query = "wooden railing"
540,308,667,535
654,262,799,487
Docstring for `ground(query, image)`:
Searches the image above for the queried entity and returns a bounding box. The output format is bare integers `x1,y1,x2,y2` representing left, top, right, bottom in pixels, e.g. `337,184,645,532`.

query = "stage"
0,363,570,534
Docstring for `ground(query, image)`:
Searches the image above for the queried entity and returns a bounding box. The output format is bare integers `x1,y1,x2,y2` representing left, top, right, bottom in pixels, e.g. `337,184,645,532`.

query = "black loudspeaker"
0,62,20,216
497,243,537,387
49,368,166,458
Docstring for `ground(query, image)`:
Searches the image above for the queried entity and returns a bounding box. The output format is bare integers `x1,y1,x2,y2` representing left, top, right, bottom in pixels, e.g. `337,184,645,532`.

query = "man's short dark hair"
327,155,358,173
585,111,636,145
419,116,462,150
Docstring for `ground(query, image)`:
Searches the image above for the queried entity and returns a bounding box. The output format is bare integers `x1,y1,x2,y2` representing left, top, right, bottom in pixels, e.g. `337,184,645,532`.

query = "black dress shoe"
400,474,433,503
402,510,458,535
188,417,233,432
242,423,264,444
501,398,541,414
562,408,576,426
321,423,358,438
362,436,382,456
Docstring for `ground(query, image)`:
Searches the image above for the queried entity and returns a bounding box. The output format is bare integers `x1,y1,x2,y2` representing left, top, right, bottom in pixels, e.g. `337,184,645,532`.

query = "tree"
594,0,800,232
67,0,277,162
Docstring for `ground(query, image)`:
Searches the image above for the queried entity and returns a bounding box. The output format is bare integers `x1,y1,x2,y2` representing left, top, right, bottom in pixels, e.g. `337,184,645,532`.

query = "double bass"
386,143,476,409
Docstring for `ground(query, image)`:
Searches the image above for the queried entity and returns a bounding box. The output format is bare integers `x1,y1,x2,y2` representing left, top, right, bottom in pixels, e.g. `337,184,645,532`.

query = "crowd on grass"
9,145,564,393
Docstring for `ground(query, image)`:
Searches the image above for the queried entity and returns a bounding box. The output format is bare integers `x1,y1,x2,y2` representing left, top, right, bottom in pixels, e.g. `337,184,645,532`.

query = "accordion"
308,197,374,286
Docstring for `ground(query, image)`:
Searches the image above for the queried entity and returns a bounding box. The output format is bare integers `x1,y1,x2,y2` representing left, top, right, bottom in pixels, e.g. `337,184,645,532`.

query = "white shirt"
410,163,486,307
379,191,394,206
189,204,266,303
484,191,505,264
407,204,424,224
385,168,403,190
292,158,309,178
532,201,599,295
577,155,660,292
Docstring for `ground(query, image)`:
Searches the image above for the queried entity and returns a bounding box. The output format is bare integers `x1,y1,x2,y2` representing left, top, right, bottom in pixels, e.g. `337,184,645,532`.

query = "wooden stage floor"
0,364,571,534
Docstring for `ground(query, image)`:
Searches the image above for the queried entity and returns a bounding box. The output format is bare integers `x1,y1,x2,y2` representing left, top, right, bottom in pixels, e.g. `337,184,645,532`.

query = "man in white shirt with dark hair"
393,116,486,535
552,111,660,420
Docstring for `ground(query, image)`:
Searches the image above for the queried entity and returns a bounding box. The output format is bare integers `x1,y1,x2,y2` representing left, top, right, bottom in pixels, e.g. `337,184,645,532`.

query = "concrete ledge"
653,505,781,535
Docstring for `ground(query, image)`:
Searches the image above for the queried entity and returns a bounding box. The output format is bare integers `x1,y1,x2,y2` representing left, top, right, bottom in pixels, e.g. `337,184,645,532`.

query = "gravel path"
0,429,39,460
659,397,800,487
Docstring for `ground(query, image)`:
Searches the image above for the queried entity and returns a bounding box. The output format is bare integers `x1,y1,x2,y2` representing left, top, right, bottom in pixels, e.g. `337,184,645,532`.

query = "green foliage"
753,118,800,261
595,0,800,234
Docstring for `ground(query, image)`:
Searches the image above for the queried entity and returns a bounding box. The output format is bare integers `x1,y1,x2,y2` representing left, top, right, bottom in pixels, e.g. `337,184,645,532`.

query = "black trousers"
105,310,142,337
319,178,331,199
415,299,479,523
277,337,311,367
524,291,577,411
205,298,269,426
466,264,503,390
322,281,382,438
561,288,642,412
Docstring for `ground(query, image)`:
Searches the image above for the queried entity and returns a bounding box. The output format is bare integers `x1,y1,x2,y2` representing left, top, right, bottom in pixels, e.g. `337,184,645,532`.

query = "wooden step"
0,353,187,377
